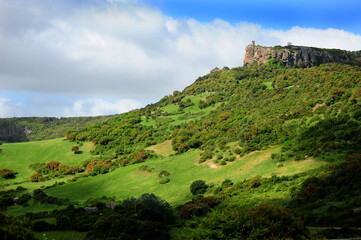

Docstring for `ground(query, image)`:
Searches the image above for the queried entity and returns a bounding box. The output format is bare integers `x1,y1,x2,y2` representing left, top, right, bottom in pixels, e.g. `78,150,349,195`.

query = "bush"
250,177,261,188
190,180,208,195
71,145,80,154
158,170,170,178
0,168,16,179
234,147,241,154
123,193,174,224
30,172,43,182
190,205,316,239
179,196,219,219
159,177,170,184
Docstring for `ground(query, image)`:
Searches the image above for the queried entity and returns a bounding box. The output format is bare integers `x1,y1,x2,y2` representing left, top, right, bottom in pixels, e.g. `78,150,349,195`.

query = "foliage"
190,180,208,195
190,205,317,239
250,177,261,188
0,212,35,240
289,159,361,227
33,189,69,205
159,177,170,184
30,172,44,182
0,115,111,143
179,196,218,219
122,193,174,224
0,168,17,179
71,145,80,154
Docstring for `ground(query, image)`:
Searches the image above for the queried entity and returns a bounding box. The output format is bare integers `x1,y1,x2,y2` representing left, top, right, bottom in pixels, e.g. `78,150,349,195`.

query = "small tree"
30,172,44,182
71,145,80,154
0,168,16,179
190,180,208,195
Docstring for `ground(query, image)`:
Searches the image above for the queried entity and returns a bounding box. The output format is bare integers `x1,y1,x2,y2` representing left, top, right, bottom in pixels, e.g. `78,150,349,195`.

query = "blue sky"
0,0,361,117
144,0,361,33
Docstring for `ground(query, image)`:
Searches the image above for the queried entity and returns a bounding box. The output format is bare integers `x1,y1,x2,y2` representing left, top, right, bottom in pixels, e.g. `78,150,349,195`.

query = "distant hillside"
70,61,361,163
244,42,361,67
0,116,112,142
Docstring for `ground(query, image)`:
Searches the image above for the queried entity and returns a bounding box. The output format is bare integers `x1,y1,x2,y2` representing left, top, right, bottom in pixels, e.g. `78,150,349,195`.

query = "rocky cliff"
243,44,361,67
0,124,30,142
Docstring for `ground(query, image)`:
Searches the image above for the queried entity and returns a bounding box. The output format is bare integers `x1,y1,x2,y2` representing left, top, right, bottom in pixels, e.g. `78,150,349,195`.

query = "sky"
1,0,361,117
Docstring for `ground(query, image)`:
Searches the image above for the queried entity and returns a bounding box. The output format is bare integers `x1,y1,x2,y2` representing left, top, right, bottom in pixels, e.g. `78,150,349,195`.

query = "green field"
41,143,327,206
0,138,328,208
141,93,220,127
0,138,94,185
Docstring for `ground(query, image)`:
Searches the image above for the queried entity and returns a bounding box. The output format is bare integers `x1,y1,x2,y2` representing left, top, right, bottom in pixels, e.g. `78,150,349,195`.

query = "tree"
30,172,43,182
0,168,16,179
71,145,80,154
190,180,208,195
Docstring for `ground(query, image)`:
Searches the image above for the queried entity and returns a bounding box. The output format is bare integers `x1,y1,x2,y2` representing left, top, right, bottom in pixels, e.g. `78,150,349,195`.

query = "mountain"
1,44,361,239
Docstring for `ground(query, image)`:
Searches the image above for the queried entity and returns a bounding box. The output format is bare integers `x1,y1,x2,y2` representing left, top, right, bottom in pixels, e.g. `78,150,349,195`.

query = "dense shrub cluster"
289,159,361,227
190,205,317,239
179,196,219,219
29,160,82,181
0,212,35,240
33,189,69,205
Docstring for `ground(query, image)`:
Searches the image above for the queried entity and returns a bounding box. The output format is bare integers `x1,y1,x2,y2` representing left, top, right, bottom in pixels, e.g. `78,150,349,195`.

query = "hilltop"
244,41,361,67
1,44,361,239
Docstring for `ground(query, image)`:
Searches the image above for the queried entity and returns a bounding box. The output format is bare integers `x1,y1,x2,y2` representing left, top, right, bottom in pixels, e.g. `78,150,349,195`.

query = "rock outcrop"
0,124,30,142
243,43,361,67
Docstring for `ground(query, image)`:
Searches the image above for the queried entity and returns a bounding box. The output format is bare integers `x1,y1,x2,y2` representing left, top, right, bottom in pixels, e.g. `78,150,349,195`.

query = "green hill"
1,53,361,239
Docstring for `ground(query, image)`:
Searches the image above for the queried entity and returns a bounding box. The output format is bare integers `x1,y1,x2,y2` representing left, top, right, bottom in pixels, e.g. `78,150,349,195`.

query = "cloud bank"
1,0,361,117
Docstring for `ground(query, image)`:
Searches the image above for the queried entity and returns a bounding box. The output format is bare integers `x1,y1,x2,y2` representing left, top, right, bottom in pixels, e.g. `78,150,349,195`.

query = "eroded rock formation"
243,43,361,67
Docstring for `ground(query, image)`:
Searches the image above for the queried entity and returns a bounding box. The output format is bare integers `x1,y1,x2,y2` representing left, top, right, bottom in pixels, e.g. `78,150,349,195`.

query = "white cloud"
270,27,361,50
64,98,142,117
0,97,14,118
1,0,361,117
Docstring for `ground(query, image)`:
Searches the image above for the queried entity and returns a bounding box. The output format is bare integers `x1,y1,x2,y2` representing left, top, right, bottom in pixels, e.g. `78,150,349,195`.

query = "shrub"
123,193,174,224
180,203,210,219
190,205,316,239
221,179,233,188
0,168,16,179
30,172,44,182
121,159,130,166
234,147,241,154
66,166,81,175
199,150,213,162
158,170,170,178
134,151,147,163
159,177,170,184
179,196,218,219
71,145,80,154
250,177,261,188
190,180,208,195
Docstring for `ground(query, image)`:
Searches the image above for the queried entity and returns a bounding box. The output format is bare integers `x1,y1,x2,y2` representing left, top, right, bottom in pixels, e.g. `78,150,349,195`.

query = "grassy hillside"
44,146,327,206
0,138,94,184
1,61,361,239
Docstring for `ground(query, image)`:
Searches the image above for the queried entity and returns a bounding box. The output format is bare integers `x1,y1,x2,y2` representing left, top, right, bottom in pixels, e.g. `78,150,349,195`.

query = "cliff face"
0,124,31,142
243,44,361,67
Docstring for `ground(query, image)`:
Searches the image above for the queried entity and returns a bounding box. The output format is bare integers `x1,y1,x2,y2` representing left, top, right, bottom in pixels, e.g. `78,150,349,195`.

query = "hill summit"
243,41,361,67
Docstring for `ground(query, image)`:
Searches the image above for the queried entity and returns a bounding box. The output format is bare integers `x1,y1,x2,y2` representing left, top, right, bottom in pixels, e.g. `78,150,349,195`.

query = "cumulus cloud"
1,0,361,117
64,98,142,117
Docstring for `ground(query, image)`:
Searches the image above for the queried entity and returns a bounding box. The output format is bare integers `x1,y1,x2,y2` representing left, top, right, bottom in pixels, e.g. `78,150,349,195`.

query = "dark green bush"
190,180,208,195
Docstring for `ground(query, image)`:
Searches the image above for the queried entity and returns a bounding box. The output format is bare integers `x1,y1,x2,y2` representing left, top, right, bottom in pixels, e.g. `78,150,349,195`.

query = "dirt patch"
239,150,270,171
146,140,175,157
